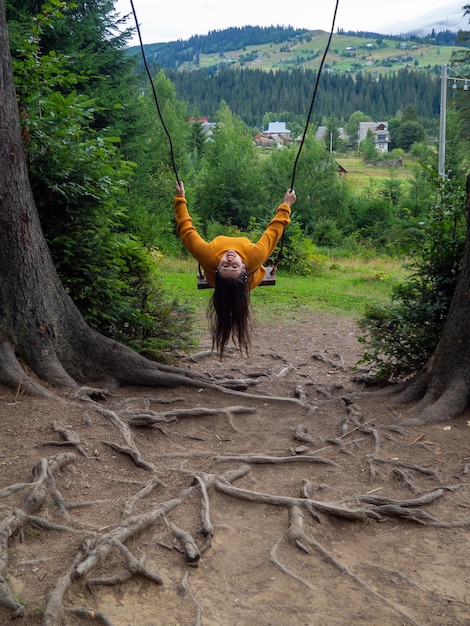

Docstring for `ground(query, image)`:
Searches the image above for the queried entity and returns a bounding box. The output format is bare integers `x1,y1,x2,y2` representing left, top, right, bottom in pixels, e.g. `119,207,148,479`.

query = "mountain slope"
128,25,466,76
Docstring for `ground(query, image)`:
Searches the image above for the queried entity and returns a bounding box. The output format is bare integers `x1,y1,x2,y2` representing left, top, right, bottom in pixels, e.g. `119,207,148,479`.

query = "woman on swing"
174,181,296,356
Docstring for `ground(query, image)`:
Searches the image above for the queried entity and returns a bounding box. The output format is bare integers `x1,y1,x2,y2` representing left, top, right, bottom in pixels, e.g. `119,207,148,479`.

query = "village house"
254,121,292,148
357,121,391,152
315,125,349,145
188,116,217,140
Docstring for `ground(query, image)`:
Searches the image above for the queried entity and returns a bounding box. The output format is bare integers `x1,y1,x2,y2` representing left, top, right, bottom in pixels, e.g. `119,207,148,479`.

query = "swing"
130,0,340,290
196,264,276,289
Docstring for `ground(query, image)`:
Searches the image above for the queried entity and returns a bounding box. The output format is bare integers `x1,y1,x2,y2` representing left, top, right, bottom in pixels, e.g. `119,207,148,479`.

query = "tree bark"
396,174,470,424
0,0,212,396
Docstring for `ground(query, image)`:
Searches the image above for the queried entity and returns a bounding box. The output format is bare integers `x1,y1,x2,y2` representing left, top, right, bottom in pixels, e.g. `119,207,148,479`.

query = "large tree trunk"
0,0,214,396
395,174,470,424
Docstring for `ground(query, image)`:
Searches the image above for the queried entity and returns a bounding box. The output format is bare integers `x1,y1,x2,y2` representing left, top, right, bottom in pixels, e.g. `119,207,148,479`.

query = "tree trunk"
0,0,212,396
396,174,470,424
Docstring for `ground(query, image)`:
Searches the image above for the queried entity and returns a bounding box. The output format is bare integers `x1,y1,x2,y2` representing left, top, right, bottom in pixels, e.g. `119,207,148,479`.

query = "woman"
174,181,296,355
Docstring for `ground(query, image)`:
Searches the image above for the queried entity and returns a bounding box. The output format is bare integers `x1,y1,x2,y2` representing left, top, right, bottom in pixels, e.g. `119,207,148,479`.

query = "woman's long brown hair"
208,271,252,356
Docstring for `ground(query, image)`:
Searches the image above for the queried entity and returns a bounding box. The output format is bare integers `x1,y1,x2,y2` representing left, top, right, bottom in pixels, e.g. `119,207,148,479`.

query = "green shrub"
270,222,326,275
358,174,466,379
95,243,197,363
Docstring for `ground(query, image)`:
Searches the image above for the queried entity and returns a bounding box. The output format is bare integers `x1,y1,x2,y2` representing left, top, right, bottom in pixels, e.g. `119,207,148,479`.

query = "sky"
114,0,468,46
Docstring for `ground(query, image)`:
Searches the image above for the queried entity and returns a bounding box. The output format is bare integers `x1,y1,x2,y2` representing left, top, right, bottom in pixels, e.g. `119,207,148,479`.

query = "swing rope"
129,0,180,182
271,0,339,272
129,0,339,278
290,0,340,191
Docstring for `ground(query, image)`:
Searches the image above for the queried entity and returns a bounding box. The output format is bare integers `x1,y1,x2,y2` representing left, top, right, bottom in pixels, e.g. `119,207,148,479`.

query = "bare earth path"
0,312,469,626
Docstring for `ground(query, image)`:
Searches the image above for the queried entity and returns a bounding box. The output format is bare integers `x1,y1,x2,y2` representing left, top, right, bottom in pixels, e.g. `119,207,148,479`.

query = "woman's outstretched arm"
250,189,296,265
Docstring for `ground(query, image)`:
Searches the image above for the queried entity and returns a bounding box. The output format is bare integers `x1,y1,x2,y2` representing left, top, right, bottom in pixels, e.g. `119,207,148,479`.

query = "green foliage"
323,115,341,151
345,111,371,148
393,119,427,151
195,102,264,227
358,174,466,379
121,70,192,253
10,0,196,359
166,66,442,129
205,220,245,241
97,243,197,362
272,222,326,276
312,217,344,247
359,128,379,161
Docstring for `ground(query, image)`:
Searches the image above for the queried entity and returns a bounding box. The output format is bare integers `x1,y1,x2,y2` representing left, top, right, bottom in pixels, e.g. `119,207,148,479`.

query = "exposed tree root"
1,356,469,623
177,571,204,625
65,607,115,625
0,452,91,618
401,377,470,425
366,455,443,482
366,563,470,606
1,403,468,625
126,405,257,432
40,465,250,625
213,481,381,521
281,505,423,626
215,453,338,466
122,476,166,518
167,519,201,564
36,421,93,458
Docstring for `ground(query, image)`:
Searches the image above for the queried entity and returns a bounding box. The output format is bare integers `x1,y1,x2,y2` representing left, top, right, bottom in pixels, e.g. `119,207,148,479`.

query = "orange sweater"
174,195,291,289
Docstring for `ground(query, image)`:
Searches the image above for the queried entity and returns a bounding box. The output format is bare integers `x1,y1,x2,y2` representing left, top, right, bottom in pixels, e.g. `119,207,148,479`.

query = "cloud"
383,2,467,35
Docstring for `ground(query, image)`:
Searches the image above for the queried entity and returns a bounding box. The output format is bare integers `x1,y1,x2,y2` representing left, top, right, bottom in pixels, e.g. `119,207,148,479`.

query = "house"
264,121,291,138
188,116,216,140
357,121,391,153
254,121,292,148
315,126,349,144
336,162,348,175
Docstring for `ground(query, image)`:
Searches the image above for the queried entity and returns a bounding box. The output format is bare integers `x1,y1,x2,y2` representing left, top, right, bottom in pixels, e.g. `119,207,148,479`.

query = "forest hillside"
127,26,468,126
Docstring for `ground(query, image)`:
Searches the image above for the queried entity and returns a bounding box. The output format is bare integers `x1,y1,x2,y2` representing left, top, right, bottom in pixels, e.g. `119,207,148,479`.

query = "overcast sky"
114,0,468,45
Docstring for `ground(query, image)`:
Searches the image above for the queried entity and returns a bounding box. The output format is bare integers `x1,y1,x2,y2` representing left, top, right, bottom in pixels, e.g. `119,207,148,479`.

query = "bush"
358,174,466,379
270,222,326,275
96,243,197,363
312,217,344,247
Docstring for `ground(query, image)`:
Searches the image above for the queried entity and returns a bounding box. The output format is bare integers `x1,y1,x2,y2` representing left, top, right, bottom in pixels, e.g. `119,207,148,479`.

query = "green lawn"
158,256,407,324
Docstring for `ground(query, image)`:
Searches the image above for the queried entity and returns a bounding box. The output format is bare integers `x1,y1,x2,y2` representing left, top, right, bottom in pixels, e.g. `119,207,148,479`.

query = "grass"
192,32,463,76
336,155,416,181
158,255,407,325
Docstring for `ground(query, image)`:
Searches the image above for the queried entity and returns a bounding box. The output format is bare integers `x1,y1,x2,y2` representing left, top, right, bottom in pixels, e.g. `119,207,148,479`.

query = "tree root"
281,505,423,626
65,606,116,625
36,421,93,458
40,466,250,625
93,405,157,472
177,571,204,624
194,475,214,554
102,441,156,472
0,452,88,617
122,476,166,518
167,519,201,564
0,369,468,624
126,405,257,432
366,564,470,606
213,481,380,521
366,455,442,482
215,453,338,467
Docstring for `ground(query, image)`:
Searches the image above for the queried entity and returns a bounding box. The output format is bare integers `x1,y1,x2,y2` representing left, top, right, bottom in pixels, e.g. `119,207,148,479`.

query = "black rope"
129,0,338,273
272,0,339,272
289,0,340,191
129,0,180,182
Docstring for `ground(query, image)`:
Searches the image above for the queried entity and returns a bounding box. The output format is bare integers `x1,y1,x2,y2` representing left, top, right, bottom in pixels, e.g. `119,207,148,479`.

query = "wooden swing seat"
197,267,276,289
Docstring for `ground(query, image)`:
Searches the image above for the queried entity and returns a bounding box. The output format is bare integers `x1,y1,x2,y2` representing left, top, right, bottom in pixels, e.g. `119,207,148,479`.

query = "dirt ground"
1,311,470,626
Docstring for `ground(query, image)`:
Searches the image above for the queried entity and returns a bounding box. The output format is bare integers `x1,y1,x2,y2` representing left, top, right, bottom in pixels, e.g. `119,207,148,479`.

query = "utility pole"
438,64,447,178
438,64,469,177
